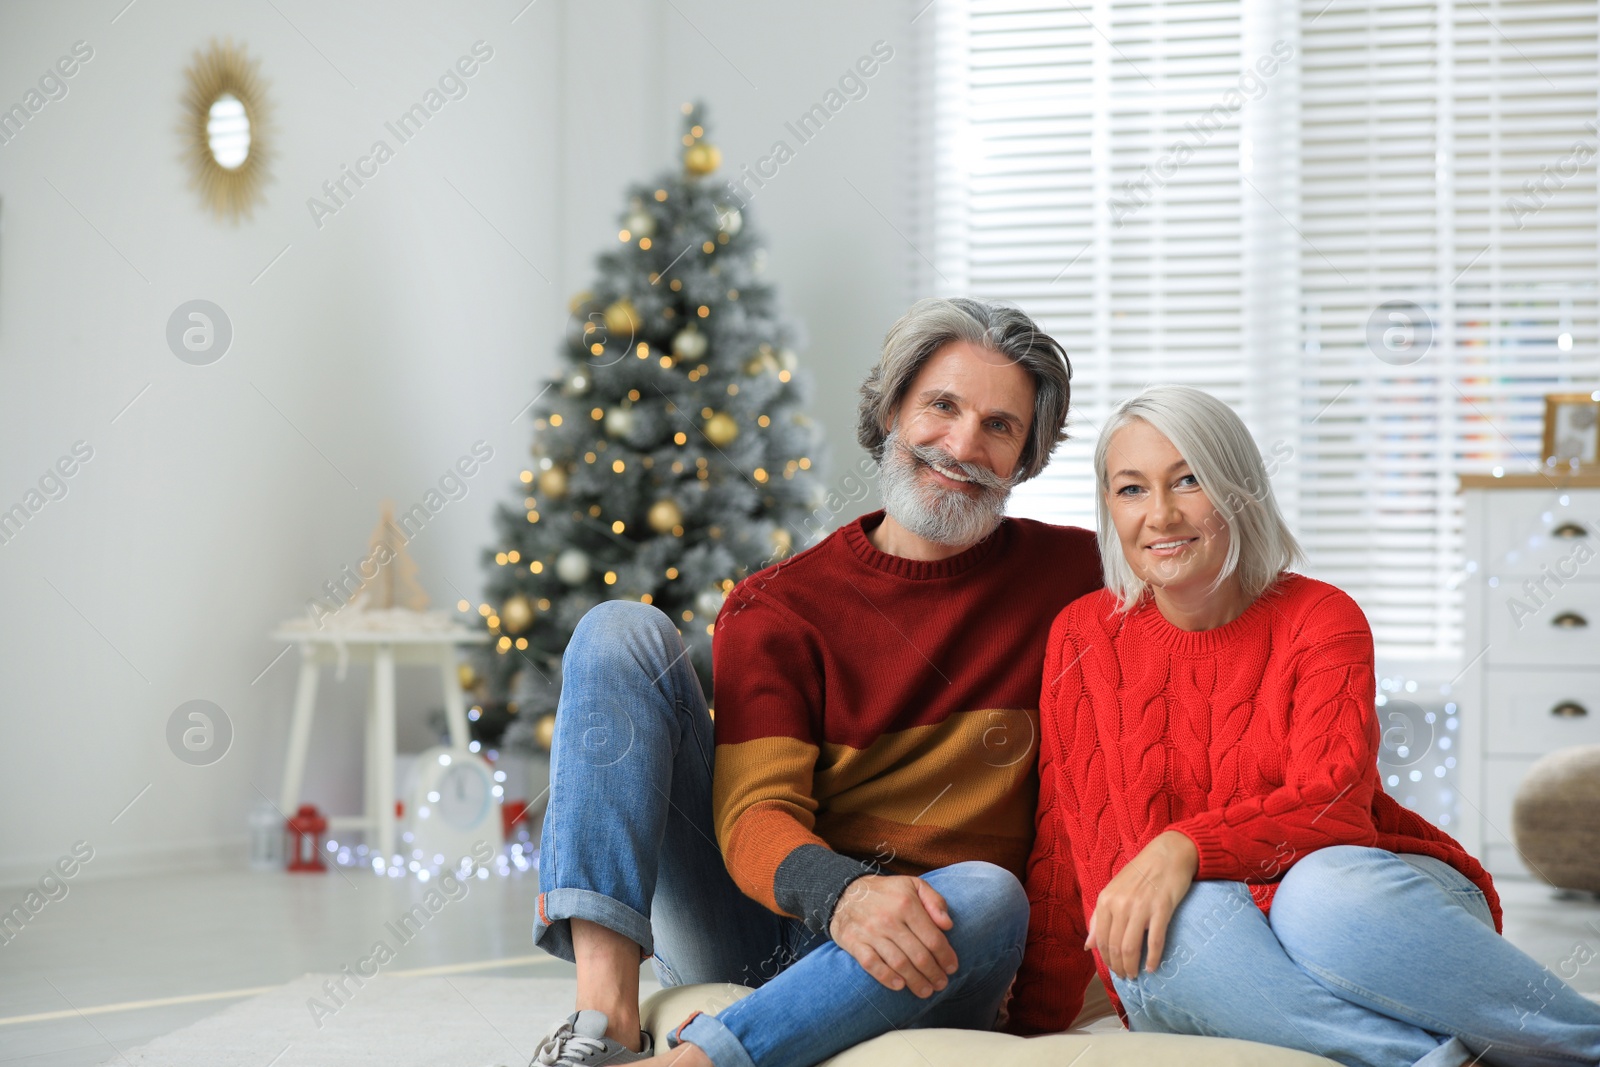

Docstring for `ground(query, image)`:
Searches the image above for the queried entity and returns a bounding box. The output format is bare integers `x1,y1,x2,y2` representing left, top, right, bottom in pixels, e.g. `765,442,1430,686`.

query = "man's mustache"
901,440,1014,492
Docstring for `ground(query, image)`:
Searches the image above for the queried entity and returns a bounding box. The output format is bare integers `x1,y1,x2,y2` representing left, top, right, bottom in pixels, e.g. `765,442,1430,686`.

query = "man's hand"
1086,830,1198,980
828,874,958,997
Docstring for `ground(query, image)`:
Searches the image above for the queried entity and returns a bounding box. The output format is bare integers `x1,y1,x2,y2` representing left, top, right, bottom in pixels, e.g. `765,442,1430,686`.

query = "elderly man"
529,298,1101,1067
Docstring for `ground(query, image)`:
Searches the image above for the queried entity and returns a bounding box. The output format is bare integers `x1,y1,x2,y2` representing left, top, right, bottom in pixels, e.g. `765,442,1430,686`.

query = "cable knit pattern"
1006,572,1502,1034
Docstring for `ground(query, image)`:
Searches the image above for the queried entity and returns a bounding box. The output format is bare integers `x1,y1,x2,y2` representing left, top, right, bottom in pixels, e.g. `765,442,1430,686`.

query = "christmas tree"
470,103,825,711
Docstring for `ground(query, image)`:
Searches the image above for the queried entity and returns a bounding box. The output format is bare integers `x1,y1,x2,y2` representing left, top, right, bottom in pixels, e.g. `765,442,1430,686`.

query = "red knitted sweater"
1007,572,1501,1033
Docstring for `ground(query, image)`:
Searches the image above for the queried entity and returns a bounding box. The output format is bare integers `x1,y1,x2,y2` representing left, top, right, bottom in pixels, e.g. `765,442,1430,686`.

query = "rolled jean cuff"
532,887,653,964
1412,1037,1475,1067
672,1011,757,1067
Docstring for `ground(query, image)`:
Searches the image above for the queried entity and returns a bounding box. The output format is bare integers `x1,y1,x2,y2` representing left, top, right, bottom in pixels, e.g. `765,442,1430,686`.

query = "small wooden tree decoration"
354,501,429,611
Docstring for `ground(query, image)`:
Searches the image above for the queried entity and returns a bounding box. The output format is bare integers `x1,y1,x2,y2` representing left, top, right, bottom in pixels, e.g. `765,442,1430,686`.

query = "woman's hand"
1085,830,1199,980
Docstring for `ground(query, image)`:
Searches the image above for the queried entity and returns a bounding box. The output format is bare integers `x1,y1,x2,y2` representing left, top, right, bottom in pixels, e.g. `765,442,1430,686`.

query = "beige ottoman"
640,978,1343,1066
1514,743,1600,894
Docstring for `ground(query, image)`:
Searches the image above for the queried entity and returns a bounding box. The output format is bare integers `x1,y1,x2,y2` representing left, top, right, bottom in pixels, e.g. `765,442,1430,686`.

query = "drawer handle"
1551,701,1590,719
1552,522,1589,539
1551,612,1589,629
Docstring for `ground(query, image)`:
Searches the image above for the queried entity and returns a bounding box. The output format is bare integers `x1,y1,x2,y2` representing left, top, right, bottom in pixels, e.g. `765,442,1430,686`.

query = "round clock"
403,746,504,869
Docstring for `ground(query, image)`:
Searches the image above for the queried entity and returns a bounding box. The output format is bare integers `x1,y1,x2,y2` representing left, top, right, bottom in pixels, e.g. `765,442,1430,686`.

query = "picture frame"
1542,391,1600,468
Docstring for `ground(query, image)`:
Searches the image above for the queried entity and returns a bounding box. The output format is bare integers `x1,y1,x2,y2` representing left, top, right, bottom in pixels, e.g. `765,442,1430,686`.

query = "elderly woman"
1007,385,1600,1066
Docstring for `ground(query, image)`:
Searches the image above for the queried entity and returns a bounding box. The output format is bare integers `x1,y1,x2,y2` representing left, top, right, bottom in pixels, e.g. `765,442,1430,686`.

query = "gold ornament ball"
538,467,569,499
567,290,594,315
456,662,480,690
603,298,640,336
648,498,685,534
770,527,793,557
684,142,722,176
704,412,739,446
500,594,535,635
534,714,557,751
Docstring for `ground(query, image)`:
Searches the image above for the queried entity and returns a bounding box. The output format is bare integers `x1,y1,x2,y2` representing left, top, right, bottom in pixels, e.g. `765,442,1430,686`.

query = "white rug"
96,972,1600,1066
97,974,591,1067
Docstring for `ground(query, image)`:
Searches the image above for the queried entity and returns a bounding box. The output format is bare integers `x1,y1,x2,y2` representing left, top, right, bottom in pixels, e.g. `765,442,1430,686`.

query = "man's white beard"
878,428,1017,549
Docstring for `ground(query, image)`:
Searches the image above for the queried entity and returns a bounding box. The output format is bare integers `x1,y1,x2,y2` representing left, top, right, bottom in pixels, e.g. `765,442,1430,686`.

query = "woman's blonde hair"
1094,385,1305,612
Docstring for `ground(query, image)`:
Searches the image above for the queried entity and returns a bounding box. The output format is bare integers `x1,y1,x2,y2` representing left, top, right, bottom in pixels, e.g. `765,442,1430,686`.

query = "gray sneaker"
530,1010,653,1066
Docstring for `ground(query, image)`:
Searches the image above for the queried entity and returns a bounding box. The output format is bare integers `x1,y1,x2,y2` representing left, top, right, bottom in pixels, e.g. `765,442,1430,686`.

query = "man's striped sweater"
709,508,1102,930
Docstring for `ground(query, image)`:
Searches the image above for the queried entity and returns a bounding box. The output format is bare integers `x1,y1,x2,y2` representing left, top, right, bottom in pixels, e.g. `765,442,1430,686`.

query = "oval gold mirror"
181,38,272,222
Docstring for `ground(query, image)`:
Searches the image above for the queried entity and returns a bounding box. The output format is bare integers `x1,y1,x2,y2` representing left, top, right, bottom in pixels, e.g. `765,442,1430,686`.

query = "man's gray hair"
1094,385,1306,612
856,297,1073,483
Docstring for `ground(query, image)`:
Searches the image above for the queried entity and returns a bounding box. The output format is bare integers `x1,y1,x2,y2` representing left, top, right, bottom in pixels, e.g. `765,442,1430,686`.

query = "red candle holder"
286,804,327,872
501,798,531,841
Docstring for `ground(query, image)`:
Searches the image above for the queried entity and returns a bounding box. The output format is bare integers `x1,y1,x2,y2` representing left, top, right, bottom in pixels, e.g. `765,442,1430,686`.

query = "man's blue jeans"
532,601,1028,1067
1110,845,1600,1067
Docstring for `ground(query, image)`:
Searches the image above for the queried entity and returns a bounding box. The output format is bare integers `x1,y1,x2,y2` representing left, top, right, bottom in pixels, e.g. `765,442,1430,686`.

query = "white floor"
0,866,587,1066
1,868,1596,1065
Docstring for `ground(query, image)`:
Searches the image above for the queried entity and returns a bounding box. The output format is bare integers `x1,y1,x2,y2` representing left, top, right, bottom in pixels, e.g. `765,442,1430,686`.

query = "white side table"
268,616,491,862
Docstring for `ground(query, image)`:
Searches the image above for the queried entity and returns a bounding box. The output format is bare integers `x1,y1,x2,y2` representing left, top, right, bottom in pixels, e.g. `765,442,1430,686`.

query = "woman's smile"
1144,536,1197,557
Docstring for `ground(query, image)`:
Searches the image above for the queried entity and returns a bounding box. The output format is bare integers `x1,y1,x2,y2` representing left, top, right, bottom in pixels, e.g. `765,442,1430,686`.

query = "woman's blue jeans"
1110,845,1600,1067
531,601,1029,1067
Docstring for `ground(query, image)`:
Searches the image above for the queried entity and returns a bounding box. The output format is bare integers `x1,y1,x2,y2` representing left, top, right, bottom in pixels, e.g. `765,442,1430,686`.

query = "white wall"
0,0,916,883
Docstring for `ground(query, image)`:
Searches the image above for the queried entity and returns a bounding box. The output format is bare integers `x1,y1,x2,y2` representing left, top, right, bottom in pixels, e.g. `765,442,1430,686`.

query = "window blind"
916,0,1258,524
1297,0,1599,657
917,0,1600,659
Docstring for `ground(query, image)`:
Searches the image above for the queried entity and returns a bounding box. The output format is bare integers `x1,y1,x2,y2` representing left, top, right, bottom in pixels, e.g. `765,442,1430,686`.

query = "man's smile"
917,455,980,491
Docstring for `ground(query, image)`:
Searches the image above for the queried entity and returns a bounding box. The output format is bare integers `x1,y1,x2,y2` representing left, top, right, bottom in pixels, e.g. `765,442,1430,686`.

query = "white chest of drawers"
1457,474,1600,878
